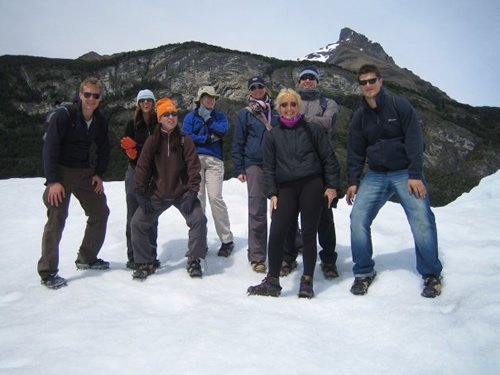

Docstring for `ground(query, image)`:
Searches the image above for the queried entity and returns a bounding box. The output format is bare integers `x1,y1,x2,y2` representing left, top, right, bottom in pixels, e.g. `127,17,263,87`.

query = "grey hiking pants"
131,192,208,264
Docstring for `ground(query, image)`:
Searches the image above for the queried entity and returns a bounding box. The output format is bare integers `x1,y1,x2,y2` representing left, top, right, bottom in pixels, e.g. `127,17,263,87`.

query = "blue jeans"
350,169,442,278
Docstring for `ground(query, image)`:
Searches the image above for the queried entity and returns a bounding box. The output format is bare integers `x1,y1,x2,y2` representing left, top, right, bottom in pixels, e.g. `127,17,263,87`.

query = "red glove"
125,147,137,160
121,137,137,150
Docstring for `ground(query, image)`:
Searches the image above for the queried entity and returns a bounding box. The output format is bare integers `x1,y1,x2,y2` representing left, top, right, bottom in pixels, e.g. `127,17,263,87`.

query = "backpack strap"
245,106,273,131
319,97,328,115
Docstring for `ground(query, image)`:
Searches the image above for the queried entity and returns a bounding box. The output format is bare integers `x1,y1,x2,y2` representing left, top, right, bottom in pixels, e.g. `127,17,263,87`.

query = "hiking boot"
41,274,67,290
421,275,442,298
75,258,110,270
320,262,339,279
298,275,314,299
251,262,267,273
280,260,298,277
247,275,282,297
186,257,202,278
217,242,234,257
350,272,377,296
127,259,160,271
126,260,138,270
132,263,156,280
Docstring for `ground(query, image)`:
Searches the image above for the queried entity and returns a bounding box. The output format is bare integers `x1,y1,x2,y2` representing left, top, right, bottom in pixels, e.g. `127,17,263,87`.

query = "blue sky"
1,0,498,107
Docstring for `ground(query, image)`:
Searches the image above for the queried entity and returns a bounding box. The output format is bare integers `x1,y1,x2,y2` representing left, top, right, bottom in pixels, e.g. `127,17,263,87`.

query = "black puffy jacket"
263,116,340,198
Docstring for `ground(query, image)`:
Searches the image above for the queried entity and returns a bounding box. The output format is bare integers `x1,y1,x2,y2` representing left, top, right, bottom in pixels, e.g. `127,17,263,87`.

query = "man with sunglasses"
346,64,443,298
280,66,341,280
39,77,111,289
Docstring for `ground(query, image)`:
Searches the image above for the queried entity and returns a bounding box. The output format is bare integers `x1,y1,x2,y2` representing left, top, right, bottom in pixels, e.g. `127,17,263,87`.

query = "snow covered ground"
1,171,499,374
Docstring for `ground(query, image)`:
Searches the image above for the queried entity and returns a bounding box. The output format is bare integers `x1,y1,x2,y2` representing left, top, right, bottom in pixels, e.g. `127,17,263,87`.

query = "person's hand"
136,192,154,214
120,137,137,150
345,185,357,206
237,174,247,183
121,137,138,160
125,148,138,159
92,175,104,194
269,196,278,218
324,188,337,209
408,179,427,199
47,182,65,207
182,190,198,215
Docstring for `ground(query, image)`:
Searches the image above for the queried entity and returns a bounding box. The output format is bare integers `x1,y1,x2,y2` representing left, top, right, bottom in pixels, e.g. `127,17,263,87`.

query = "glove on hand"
125,147,138,160
198,105,212,122
121,137,137,150
136,192,154,214
182,190,198,215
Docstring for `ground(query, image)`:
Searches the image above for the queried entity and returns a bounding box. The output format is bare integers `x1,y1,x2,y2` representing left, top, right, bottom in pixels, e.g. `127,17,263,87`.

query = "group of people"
38,64,443,299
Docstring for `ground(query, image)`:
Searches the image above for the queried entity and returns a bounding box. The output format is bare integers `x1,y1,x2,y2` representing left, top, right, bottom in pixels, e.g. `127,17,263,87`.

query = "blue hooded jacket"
182,108,229,160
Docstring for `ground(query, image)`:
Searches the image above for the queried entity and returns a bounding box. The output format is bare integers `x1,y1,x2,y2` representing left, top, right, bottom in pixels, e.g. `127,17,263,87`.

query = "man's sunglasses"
300,74,316,81
250,84,265,91
358,78,379,86
162,112,178,118
83,92,101,99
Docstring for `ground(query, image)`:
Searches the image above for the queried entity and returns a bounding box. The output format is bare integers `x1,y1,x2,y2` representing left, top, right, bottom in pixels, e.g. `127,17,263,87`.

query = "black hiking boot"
421,275,442,298
132,263,156,280
280,260,298,277
320,262,339,279
186,257,202,278
41,274,67,289
298,275,314,299
217,242,234,257
75,258,110,270
127,259,160,271
247,275,282,297
350,272,377,296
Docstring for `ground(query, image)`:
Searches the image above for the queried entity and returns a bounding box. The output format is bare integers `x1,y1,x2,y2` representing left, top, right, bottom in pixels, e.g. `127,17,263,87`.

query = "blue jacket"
43,101,110,184
231,106,279,176
347,87,424,186
182,108,229,160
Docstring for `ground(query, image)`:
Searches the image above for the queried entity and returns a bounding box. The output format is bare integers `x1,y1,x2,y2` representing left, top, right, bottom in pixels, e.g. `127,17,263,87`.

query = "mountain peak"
301,27,394,65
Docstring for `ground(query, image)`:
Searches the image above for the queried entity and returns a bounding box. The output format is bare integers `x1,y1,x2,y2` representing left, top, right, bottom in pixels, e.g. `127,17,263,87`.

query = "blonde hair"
274,88,302,113
79,77,103,94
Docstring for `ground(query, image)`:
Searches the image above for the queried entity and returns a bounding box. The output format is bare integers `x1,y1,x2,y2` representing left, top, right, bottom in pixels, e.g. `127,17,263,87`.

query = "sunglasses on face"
249,84,265,91
139,98,153,104
83,92,101,99
358,78,379,86
162,112,178,118
280,102,297,108
300,74,316,81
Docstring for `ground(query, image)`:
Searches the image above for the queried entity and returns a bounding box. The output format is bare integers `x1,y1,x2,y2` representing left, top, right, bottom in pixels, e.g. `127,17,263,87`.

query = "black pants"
268,175,323,278
284,205,338,265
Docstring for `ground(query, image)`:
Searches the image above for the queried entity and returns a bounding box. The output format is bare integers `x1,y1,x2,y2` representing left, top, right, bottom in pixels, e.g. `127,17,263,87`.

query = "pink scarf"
280,114,303,128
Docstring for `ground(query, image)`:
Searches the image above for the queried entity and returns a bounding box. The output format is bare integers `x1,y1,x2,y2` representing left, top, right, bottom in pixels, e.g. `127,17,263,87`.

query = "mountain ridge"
0,28,499,206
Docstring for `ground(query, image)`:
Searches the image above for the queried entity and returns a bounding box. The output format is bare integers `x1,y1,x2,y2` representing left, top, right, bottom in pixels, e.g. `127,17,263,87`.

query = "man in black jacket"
346,64,443,298
38,77,111,289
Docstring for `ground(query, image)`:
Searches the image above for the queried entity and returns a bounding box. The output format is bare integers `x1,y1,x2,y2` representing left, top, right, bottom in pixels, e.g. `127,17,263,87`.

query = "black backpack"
43,101,78,141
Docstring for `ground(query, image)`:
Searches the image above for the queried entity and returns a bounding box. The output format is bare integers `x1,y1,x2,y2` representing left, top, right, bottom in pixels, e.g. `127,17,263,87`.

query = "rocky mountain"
0,29,499,206
303,27,448,98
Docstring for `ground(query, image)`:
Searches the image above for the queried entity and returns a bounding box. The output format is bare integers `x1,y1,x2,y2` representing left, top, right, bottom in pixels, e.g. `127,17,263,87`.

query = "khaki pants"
198,155,233,244
38,166,109,279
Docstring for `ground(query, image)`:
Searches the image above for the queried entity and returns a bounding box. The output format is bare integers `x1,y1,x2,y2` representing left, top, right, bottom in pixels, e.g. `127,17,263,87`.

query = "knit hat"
247,76,266,89
299,66,319,83
136,89,156,105
196,86,220,102
156,98,177,121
